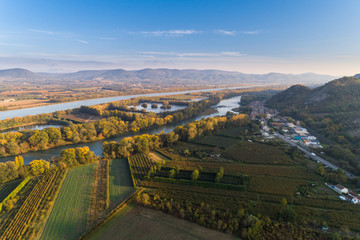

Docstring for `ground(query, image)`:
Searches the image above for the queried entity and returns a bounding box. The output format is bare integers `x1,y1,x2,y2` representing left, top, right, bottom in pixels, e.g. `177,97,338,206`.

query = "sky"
0,0,359,75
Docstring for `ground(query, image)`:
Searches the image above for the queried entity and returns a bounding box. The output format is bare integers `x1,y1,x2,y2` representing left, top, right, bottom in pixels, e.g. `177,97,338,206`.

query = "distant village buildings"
327,183,360,204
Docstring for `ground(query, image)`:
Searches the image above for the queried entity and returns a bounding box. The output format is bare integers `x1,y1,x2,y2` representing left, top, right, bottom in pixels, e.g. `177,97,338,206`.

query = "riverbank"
0,95,242,164
0,84,265,121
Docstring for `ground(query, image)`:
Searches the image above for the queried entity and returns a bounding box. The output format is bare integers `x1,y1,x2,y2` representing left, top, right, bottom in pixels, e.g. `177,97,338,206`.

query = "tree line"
103,114,250,159
0,146,97,183
0,95,230,158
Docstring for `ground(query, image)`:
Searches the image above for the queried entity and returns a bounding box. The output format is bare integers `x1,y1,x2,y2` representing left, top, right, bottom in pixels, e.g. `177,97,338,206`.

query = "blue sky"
0,0,359,75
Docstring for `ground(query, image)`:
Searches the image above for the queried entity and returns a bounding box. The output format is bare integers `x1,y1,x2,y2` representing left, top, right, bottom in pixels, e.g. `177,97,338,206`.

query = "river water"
0,95,242,164
0,85,257,120
0,124,63,134
128,103,187,113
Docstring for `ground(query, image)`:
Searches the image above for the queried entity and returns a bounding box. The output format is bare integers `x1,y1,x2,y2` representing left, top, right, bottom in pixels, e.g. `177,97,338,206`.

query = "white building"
334,184,348,194
287,123,295,128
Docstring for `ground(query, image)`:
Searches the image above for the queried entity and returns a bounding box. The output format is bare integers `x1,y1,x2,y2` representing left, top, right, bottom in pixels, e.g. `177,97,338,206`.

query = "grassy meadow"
40,163,96,240
109,159,135,209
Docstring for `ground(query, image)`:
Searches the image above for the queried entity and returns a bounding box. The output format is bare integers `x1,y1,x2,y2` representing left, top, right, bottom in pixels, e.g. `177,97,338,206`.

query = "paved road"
274,133,355,179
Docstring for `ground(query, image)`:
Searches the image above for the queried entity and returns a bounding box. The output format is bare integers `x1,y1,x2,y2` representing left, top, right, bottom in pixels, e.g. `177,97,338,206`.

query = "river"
0,96,242,164
0,124,63,134
0,85,258,120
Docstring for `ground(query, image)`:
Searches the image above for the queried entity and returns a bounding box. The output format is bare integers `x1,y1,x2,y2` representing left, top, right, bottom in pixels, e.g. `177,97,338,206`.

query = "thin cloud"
241,30,260,35
214,29,261,36
77,39,88,44
28,29,73,37
138,29,200,37
215,30,236,36
221,52,243,57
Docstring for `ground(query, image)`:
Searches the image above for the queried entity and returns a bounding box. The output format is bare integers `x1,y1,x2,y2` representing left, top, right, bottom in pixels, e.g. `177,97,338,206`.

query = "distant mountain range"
0,68,336,86
266,74,360,113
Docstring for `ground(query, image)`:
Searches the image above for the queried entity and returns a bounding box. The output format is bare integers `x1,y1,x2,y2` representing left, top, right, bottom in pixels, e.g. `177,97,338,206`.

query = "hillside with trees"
266,76,360,174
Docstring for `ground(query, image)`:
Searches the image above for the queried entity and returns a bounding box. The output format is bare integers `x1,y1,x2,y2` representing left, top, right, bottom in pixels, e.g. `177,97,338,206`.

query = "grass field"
109,159,135,209
195,135,239,149
219,127,248,138
223,141,294,165
0,179,22,202
40,164,96,240
87,205,236,240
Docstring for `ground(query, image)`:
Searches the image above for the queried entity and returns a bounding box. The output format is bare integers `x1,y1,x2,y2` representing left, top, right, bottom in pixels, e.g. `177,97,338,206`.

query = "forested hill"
0,68,334,86
266,76,360,113
267,76,360,175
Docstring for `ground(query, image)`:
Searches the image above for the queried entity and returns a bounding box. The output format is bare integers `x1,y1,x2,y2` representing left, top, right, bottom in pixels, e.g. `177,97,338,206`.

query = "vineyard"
0,178,37,237
248,175,309,196
87,160,108,228
0,180,22,203
22,170,67,239
223,141,295,165
1,171,58,240
128,154,157,186
218,126,250,138
165,161,318,180
194,135,239,149
155,149,181,160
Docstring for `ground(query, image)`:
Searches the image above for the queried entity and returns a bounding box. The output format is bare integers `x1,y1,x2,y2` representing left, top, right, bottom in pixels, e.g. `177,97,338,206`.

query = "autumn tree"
29,159,50,175
192,169,200,181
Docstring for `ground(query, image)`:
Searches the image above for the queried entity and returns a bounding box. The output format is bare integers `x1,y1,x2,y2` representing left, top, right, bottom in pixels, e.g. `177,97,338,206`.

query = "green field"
219,127,248,138
87,205,236,240
195,135,239,149
109,159,135,209
223,141,294,165
40,163,96,240
0,179,22,202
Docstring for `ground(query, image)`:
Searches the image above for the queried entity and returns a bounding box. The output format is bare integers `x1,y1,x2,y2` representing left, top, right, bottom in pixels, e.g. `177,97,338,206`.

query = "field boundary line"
79,187,144,240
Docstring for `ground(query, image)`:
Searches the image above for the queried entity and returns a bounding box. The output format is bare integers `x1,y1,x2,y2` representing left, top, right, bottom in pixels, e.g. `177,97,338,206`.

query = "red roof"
349,192,360,199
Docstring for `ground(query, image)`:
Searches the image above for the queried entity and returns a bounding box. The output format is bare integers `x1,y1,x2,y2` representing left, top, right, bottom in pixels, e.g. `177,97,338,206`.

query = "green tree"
169,169,176,178
279,207,297,222
215,167,224,183
316,163,325,176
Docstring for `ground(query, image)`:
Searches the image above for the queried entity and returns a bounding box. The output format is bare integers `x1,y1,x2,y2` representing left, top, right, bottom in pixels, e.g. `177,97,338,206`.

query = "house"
293,127,309,135
272,122,282,127
310,140,320,145
349,192,359,198
287,122,295,128
334,184,348,194
308,136,317,140
349,192,360,204
294,135,302,140
282,128,289,133
351,197,359,204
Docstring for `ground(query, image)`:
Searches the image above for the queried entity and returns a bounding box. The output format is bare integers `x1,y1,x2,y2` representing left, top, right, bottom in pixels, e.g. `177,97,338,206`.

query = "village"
249,100,360,205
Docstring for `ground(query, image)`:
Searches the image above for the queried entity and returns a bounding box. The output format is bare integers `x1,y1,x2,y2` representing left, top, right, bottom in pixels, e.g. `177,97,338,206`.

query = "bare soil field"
65,113,102,123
